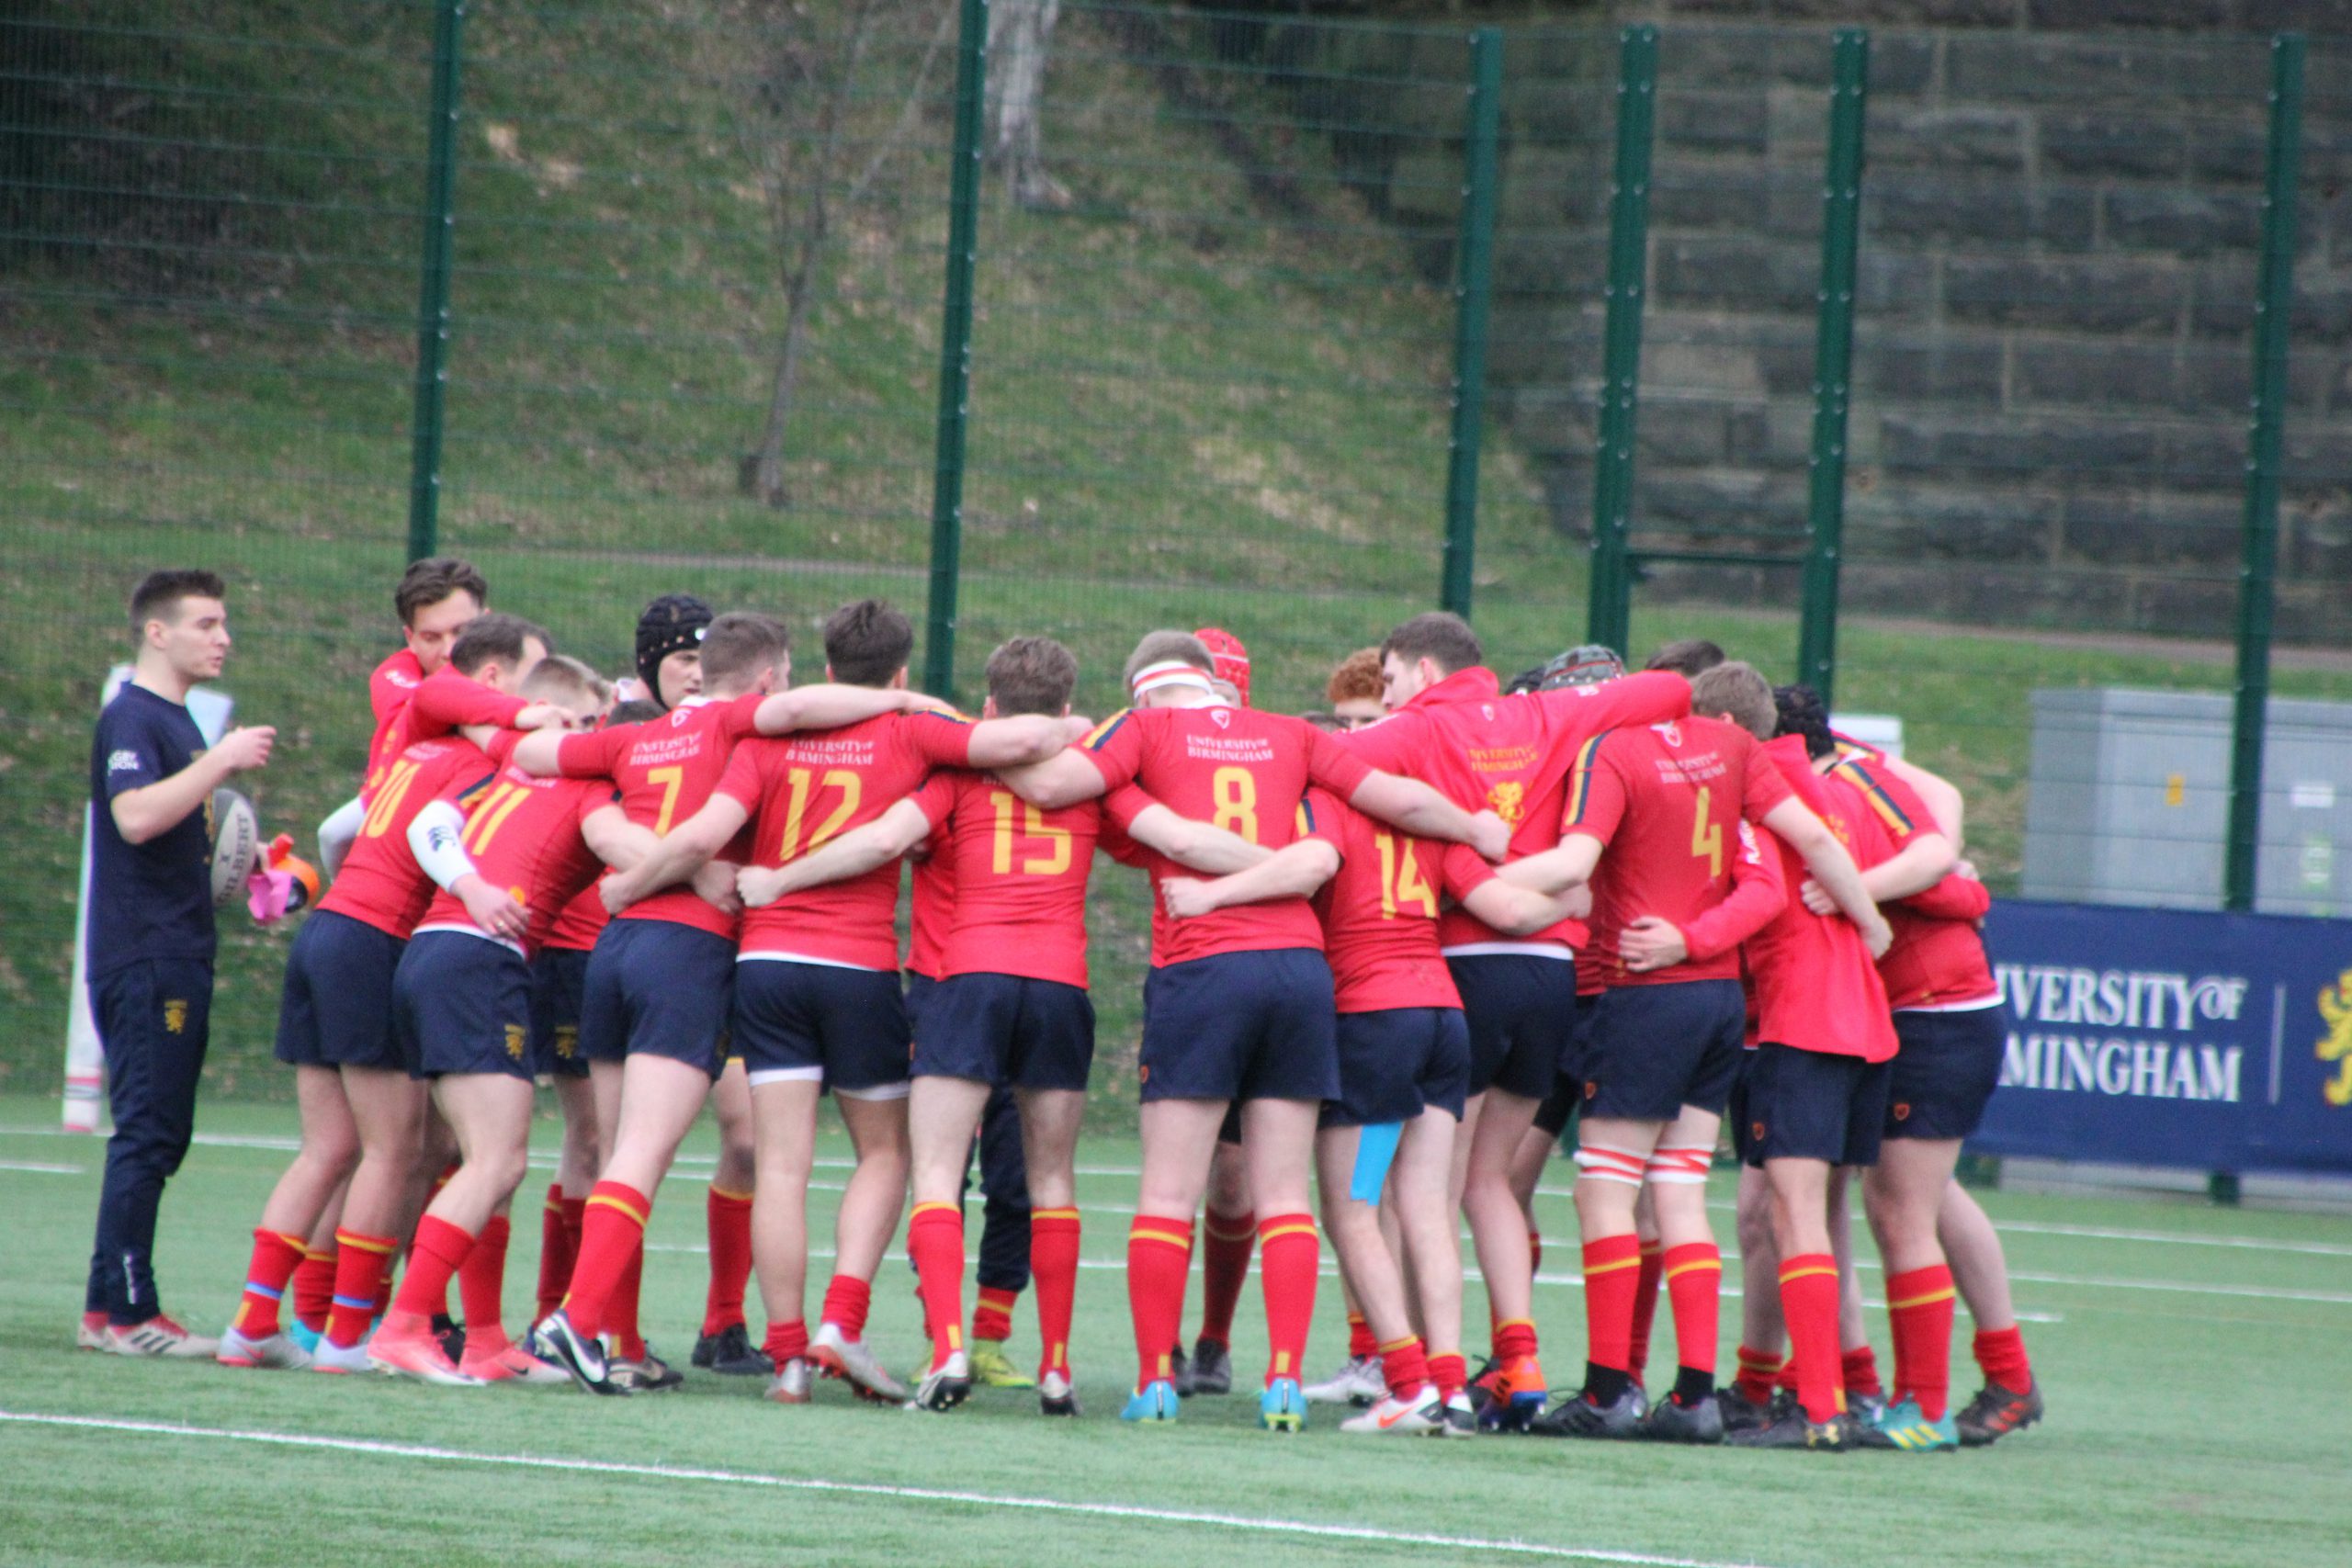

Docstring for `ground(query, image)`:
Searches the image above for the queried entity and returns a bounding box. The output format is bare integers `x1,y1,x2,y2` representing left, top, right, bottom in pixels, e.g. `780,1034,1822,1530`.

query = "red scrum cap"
1193,626,1250,706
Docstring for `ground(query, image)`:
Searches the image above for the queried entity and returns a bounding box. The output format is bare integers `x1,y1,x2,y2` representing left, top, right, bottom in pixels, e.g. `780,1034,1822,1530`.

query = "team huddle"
86,560,2046,1453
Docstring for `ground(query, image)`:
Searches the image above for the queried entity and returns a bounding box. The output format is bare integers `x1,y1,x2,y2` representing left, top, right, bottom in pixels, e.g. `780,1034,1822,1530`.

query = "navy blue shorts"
1886,1006,2007,1141
274,909,405,1072
1138,948,1339,1105
734,960,910,1095
578,919,734,1076
1446,953,1577,1102
529,945,594,1080
903,972,939,1038
1532,1000,1599,1137
1322,1007,1470,1128
1726,1049,1761,1164
1578,979,1747,1122
1739,1041,1891,1168
916,973,1094,1091
392,931,536,1081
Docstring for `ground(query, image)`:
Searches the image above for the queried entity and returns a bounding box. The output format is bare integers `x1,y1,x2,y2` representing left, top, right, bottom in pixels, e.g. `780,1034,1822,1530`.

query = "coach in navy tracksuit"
81,570,274,1356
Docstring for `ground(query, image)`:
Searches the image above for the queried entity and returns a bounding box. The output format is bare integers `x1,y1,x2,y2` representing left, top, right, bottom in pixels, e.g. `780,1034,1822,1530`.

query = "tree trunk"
743,249,821,508
986,0,1068,210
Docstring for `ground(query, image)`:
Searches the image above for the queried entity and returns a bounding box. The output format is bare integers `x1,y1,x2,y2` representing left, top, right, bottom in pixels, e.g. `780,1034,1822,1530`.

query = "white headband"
1130,660,1216,700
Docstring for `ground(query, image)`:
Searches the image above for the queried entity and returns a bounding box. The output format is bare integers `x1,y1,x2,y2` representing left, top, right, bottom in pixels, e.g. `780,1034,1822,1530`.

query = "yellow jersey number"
989,790,1072,876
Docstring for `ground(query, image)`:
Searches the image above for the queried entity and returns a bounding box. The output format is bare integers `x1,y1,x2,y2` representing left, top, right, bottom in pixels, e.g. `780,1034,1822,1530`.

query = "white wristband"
406,798,479,892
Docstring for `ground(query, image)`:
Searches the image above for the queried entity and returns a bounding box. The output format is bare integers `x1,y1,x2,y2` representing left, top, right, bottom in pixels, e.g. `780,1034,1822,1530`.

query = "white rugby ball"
209,788,259,907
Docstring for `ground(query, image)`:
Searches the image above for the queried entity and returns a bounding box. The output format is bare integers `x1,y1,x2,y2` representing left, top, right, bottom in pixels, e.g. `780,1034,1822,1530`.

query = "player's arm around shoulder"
1121,797,1272,875
997,711,1123,808
1451,844,1585,937
1758,795,1891,956
738,794,936,908
1160,837,1340,921
601,789,751,915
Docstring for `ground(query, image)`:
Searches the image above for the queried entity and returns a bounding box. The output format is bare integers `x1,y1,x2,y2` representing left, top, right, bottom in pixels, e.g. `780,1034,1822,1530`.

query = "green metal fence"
6,1,2352,1101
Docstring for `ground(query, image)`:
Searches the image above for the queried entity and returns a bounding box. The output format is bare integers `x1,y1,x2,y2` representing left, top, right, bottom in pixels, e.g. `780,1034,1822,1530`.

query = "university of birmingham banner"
1973,900,2352,1175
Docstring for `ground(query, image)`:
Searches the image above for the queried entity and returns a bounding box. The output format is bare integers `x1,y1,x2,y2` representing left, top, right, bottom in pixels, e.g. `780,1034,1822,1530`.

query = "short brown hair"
699,612,793,693
129,569,225,637
822,598,915,687
394,557,489,627
1297,709,1343,732
1645,637,1724,678
521,653,608,712
1326,648,1383,706
1690,660,1775,740
447,612,549,676
1379,612,1481,677
1121,629,1214,694
986,637,1079,716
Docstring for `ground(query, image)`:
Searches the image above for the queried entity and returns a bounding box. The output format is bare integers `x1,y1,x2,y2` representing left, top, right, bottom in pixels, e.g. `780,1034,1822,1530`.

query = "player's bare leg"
1323,1111,1455,1435
586,1057,625,1175
747,1076,820,1397
1125,1097,1224,1416
1543,1111,1672,1435
313,1066,425,1371
905,1075,992,1404
1752,1156,1853,1432
812,1089,910,1398
222,1066,358,1367
1633,1108,1724,1438
1506,1119,1552,1281
1238,1097,1319,1429
373,1072,534,1383
695,1059,761,1372
1939,1179,2041,1441
1860,1138,1962,1445
1828,1168,1881,1407
1388,1108,1463,1390
1458,1086,1545,1427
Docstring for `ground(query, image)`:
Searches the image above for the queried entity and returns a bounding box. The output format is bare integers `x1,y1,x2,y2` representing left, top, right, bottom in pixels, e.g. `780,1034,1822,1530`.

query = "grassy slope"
4,1098,2351,1568
8,3,2352,1100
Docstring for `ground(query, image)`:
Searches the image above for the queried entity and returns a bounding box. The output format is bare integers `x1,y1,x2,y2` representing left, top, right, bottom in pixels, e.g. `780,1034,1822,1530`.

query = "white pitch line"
0,1159,83,1175
0,1409,1781,1568
1974,1220,2352,1259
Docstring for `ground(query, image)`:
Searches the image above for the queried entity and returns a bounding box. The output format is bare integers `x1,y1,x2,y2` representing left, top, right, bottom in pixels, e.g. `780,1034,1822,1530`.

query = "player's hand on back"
512,702,571,732
1468,809,1510,862
458,876,527,942
1860,909,1894,959
1617,916,1687,973
214,725,276,773
1798,877,1837,918
691,859,744,918
1160,876,1216,920
735,863,787,908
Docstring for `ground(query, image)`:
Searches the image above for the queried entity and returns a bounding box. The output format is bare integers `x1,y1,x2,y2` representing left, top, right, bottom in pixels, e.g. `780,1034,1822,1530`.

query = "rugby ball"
209,788,260,908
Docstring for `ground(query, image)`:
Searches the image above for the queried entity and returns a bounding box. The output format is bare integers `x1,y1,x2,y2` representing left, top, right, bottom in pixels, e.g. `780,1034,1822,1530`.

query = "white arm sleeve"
405,798,479,893
317,794,366,882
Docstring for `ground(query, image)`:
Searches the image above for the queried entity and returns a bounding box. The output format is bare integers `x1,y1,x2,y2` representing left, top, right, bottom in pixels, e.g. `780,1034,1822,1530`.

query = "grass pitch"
2,1097,2347,1568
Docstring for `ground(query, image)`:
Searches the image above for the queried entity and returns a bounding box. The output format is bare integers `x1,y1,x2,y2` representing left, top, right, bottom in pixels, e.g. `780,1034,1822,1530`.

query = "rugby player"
591,601,1071,1404
998,628,1509,1428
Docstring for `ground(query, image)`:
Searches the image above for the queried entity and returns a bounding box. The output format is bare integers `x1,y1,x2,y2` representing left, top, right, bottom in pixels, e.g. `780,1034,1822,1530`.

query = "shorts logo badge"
1751,1120,1767,1143
1892,1101,1911,1122
554,1025,578,1061
2316,968,2352,1107
1137,1064,1150,1084
504,1023,527,1061
163,1000,187,1034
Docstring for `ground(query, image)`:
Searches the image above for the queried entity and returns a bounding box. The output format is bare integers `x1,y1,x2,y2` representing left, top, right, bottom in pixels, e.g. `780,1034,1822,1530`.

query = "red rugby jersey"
545,883,608,953
363,663,525,801
1821,753,1997,1010
903,774,958,982
1337,667,1690,952
933,772,1101,987
554,693,762,940
721,709,980,970
320,735,499,940
1309,790,1481,1014
1741,736,1896,1063
362,649,425,797
1102,784,1339,970
417,766,614,958
1565,716,1793,988
1081,704,1367,967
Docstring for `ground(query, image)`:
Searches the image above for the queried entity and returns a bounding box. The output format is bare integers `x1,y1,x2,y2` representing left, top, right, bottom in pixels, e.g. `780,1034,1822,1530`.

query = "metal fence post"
1586,24,1656,656
923,0,989,702
404,0,467,563
2226,32,2306,913
1796,29,1868,707
1441,28,1502,621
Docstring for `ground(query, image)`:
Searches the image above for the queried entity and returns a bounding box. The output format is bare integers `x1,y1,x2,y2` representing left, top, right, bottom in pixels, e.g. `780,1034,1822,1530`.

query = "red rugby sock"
1973,1325,2033,1391
1579,1234,1644,1374
232,1228,306,1338
292,1246,336,1335
1886,1264,1957,1421
457,1215,510,1344
1842,1342,1883,1400
1256,1213,1318,1388
764,1317,809,1368
1345,1312,1375,1361
906,1202,966,1371
1379,1335,1430,1399
973,1285,1019,1344
326,1230,396,1348
1778,1253,1845,1425
391,1215,472,1321
1197,1205,1255,1349
1126,1215,1193,1390
1031,1209,1080,1381
1626,1240,1664,1382
820,1274,873,1338
561,1181,650,1345
702,1185,753,1337
1663,1241,1723,1393
535,1185,576,1324
1734,1345,1783,1406
1428,1349,1468,1400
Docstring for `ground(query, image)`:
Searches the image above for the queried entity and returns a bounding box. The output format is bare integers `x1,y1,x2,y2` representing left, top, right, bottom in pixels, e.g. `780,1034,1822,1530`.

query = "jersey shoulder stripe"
1564,730,1609,825
1830,758,1912,834
1080,708,1133,750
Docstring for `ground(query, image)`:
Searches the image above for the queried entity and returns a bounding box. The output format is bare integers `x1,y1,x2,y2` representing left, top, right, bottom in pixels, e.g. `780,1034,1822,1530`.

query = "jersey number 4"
1690,784,1724,878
